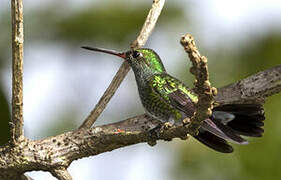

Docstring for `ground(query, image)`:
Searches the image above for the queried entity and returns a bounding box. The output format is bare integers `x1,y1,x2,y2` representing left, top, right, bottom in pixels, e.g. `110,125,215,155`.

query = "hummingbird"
82,46,265,153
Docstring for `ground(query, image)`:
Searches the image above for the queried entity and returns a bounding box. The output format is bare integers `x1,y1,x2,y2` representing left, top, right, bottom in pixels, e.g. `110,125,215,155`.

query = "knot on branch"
180,33,217,135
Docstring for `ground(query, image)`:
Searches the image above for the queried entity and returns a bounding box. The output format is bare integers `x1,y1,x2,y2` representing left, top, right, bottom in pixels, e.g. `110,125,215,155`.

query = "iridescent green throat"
136,49,166,73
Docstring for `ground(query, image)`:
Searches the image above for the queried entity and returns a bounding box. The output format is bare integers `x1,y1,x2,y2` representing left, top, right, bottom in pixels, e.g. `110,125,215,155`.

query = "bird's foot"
148,124,161,138
182,117,191,126
160,122,173,141
147,122,174,146
147,124,161,146
162,122,173,130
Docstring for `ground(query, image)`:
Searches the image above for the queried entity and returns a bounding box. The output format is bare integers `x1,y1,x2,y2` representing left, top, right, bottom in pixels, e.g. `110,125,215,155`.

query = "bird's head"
82,47,166,75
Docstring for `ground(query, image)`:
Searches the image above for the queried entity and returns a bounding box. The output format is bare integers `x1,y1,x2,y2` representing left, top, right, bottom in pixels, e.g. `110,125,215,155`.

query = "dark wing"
149,73,197,118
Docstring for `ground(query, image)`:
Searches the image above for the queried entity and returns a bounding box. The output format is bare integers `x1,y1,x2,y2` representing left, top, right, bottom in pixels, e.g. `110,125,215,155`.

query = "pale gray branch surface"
4,0,281,179
51,167,73,180
11,0,24,143
1,65,280,178
10,1,30,179
79,0,166,129
216,64,281,105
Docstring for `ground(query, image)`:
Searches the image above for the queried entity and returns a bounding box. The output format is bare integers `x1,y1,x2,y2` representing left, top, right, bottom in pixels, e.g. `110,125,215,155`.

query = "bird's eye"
132,51,142,58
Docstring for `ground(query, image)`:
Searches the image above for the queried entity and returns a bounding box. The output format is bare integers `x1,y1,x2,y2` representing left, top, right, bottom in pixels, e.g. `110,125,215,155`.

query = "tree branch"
79,0,166,129
51,167,73,180
131,0,166,48
1,64,280,175
11,0,24,142
79,62,130,129
180,34,216,135
215,64,281,105
3,0,281,179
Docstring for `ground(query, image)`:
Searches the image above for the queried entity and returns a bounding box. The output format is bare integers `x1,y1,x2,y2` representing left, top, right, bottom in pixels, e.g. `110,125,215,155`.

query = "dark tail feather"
214,104,265,137
194,130,233,153
203,119,248,144
194,104,265,153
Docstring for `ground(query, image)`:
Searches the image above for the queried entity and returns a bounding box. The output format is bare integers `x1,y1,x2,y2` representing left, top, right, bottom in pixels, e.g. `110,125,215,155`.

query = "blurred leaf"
0,11,11,68
237,93,281,180
236,33,281,78
55,4,146,44
52,3,184,45
0,85,10,145
0,13,10,144
37,108,79,138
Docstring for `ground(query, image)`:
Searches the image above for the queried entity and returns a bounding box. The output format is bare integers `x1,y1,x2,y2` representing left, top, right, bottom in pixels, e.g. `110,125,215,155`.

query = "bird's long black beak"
81,46,126,59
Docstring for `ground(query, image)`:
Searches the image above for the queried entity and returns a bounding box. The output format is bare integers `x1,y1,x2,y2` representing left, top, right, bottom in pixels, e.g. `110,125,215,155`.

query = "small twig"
131,0,166,48
180,33,216,135
79,0,166,129
51,167,72,180
11,0,24,142
79,62,130,129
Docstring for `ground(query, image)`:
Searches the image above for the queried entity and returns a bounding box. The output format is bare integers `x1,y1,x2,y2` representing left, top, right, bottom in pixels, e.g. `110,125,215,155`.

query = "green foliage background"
0,1,280,179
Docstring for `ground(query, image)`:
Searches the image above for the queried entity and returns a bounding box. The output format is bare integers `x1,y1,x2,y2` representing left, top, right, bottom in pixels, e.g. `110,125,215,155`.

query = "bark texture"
1,66,280,179
3,0,281,179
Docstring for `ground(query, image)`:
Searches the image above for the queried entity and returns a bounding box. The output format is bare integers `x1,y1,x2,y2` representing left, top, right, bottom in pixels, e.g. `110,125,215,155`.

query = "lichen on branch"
180,33,217,135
